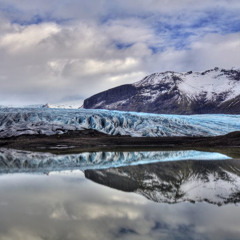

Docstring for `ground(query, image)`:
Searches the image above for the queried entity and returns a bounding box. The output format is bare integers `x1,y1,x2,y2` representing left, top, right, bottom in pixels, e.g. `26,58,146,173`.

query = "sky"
0,0,240,106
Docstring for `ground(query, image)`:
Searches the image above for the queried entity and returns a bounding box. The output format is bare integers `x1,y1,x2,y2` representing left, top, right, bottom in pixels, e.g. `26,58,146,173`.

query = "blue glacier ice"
0,148,231,174
0,108,239,137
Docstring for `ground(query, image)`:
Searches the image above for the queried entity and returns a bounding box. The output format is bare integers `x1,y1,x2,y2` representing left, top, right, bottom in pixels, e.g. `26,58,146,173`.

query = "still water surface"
0,149,240,240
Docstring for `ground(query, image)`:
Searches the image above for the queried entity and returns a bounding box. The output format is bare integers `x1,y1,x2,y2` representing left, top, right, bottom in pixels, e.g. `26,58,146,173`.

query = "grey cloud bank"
0,0,239,105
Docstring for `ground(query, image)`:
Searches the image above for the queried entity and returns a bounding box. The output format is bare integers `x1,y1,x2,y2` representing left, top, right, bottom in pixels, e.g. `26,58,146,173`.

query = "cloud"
0,23,60,53
103,18,156,45
0,0,239,105
143,32,240,73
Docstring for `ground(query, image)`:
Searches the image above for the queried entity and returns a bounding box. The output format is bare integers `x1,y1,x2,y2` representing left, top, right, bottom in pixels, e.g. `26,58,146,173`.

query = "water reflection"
0,148,240,239
85,159,240,205
0,171,240,240
0,148,231,173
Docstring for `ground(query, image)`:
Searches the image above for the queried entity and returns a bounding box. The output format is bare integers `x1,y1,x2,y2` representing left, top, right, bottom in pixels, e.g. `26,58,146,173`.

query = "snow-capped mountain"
83,68,240,114
85,159,240,205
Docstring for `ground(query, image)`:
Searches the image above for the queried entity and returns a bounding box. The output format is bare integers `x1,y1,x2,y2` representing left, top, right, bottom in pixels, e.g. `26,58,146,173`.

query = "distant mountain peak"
83,68,240,114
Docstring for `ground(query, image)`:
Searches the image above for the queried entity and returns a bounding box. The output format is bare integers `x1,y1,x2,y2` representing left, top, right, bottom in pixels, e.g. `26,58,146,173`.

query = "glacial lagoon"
0,149,240,239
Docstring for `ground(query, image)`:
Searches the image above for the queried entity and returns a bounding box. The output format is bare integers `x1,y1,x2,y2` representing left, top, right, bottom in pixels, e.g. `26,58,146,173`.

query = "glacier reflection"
0,148,231,173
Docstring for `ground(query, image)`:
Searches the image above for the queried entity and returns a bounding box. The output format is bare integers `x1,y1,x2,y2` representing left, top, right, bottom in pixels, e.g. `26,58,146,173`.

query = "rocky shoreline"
0,129,239,154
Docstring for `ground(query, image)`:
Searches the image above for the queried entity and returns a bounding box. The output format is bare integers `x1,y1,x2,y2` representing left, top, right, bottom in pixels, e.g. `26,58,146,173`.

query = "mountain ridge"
83,67,240,114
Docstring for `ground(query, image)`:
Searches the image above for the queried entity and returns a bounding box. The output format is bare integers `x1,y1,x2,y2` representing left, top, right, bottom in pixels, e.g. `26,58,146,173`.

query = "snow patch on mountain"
134,68,240,103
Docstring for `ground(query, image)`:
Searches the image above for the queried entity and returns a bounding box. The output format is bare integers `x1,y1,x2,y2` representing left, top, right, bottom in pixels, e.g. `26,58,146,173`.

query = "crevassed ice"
0,108,239,137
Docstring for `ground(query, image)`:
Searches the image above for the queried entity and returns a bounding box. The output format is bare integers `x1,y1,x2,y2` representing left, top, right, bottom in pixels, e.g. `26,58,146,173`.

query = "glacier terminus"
0,108,239,138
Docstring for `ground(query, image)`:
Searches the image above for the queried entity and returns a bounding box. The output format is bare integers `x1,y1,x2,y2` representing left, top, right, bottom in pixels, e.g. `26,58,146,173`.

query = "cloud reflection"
0,171,240,239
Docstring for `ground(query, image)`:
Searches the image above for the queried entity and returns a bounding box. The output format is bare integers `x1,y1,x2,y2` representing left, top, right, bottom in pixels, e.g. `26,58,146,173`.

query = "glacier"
0,108,240,138
0,148,231,174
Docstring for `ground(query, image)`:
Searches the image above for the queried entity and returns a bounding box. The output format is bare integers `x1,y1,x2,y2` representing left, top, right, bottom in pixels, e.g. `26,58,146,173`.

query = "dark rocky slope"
84,68,240,114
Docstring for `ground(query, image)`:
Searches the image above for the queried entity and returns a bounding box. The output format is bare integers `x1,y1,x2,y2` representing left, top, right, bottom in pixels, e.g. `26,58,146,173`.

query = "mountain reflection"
0,148,231,173
0,148,240,239
85,159,240,205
